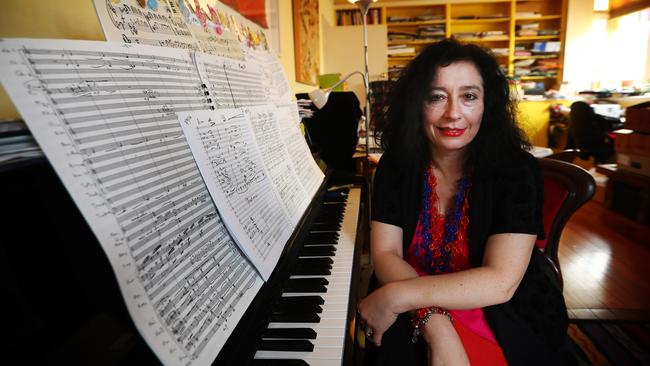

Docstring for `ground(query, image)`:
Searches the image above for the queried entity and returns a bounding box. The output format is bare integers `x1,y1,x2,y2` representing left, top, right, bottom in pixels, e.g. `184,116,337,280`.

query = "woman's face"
422,61,484,157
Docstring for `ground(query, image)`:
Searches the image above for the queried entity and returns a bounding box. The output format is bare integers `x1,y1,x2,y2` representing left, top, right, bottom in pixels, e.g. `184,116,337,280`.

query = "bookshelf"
334,0,568,92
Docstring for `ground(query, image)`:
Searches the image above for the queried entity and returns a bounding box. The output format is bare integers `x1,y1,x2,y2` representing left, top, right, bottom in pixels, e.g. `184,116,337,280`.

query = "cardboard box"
625,101,650,133
617,152,650,177
615,131,650,156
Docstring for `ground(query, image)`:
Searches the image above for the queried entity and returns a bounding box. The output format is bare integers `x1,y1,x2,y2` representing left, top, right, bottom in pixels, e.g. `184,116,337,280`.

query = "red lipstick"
439,127,466,137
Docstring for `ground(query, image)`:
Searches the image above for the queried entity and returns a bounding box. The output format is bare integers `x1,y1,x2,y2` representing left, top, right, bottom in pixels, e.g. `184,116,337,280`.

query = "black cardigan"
370,149,575,365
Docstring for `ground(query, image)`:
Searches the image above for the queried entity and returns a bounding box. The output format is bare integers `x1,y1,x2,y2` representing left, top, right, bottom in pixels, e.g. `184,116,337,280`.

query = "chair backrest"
546,149,580,163
568,101,614,163
296,91,362,172
535,158,596,288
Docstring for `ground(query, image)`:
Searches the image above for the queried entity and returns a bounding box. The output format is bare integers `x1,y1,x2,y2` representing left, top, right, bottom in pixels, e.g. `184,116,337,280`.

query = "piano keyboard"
252,187,361,366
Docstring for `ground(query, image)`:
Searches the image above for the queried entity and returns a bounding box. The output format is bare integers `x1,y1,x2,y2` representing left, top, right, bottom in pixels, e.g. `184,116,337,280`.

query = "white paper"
178,108,294,280
276,103,325,196
0,38,264,366
93,0,200,51
93,0,245,60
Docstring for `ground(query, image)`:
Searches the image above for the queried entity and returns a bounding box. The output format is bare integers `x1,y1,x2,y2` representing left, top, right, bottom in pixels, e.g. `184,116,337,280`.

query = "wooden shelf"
388,40,443,46
451,17,511,23
514,54,559,60
335,0,567,89
453,36,510,42
516,35,561,41
515,15,562,21
519,75,556,80
387,20,446,27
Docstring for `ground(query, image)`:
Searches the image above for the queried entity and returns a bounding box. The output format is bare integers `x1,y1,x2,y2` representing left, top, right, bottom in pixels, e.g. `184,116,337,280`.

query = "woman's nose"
444,98,461,120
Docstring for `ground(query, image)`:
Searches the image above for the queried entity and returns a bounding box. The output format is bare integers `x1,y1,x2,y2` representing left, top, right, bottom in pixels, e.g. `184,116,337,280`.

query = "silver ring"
365,329,374,338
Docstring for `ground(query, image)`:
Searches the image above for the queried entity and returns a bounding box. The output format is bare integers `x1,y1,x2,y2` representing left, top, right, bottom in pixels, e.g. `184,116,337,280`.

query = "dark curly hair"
376,39,530,171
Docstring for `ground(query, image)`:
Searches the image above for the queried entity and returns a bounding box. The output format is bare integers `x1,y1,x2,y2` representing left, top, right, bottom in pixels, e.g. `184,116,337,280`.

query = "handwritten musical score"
0,39,268,366
178,108,286,280
94,0,245,60
276,103,326,196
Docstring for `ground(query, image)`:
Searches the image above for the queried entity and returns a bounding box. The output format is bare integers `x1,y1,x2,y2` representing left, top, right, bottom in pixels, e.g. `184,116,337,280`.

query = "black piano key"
258,339,314,352
251,359,309,366
305,233,339,244
273,302,322,314
268,313,321,323
262,327,317,339
278,296,324,306
284,278,329,293
297,257,333,266
299,245,336,256
292,265,331,276
309,222,341,231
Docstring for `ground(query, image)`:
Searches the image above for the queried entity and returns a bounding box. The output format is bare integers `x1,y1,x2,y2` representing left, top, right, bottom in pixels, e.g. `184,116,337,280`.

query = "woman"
358,39,575,365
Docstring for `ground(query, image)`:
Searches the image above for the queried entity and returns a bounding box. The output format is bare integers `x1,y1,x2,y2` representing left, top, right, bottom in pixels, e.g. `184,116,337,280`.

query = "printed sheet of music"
0,1,325,365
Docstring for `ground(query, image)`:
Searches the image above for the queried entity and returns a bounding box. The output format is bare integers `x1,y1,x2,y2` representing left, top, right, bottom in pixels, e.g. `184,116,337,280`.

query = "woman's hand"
357,283,401,347
421,316,469,366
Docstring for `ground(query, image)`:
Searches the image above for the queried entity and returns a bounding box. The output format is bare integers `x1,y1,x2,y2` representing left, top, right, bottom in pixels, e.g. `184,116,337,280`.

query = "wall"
0,0,106,120
322,24,388,106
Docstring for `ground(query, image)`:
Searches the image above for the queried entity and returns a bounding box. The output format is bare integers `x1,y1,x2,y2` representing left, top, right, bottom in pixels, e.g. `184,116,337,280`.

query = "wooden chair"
546,149,581,163
535,158,596,288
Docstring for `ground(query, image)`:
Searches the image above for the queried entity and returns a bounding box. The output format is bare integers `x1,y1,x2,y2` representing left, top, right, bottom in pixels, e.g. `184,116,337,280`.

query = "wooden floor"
559,200,650,320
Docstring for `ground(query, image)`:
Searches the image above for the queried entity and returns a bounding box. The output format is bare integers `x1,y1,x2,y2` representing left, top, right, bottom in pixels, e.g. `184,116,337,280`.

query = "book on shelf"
532,41,561,53
415,14,444,21
387,45,416,55
516,12,542,18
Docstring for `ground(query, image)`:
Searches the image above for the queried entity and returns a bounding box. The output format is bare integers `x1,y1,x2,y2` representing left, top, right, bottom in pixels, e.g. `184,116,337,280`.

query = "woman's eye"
428,94,446,103
464,93,478,101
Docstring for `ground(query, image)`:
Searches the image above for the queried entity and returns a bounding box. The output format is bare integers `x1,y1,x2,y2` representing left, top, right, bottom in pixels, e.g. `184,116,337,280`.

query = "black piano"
2,124,369,366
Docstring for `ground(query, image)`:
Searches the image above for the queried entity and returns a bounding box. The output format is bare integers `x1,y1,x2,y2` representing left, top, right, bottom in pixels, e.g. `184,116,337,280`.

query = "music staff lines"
108,170,202,214
78,131,183,155
24,47,191,63
102,154,195,192
40,75,200,86
149,223,230,305
58,100,204,115
52,92,206,104
28,57,196,72
134,202,215,273
117,178,205,227
105,164,199,207
92,143,187,175
72,122,178,144
191,266,258,356
34,68,196,77
47,84,202,96
127,193,213,247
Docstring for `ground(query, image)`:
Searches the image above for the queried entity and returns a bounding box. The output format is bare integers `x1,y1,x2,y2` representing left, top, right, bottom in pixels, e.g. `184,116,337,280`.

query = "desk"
596,164,650,224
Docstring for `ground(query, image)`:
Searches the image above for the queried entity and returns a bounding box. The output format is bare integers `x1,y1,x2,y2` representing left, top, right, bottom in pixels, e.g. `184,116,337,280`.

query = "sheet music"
178,108,294,280
93,0,200,51
94,0,245,60
246,106,310,225
0,39,263,366
244,48,293,103
276,103,325,197
194,51,268,108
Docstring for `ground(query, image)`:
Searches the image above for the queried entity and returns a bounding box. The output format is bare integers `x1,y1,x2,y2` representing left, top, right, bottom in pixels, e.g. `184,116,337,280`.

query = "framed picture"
292,0,320,85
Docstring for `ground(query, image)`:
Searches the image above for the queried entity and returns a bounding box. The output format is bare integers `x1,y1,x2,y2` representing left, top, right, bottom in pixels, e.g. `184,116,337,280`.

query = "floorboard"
559,200,650,319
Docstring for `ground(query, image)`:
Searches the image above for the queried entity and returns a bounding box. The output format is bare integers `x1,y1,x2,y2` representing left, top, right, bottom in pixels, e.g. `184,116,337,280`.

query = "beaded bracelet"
410,306,453,343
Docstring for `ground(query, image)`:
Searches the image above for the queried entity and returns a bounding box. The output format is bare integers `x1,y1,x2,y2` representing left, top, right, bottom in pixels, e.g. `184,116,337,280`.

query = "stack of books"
387,45,416,57
517,23,539,36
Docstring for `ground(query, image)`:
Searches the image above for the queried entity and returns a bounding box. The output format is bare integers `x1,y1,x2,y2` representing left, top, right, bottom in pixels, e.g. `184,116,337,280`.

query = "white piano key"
255,189,360,365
